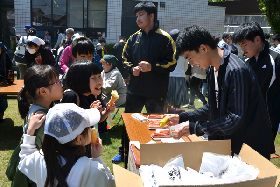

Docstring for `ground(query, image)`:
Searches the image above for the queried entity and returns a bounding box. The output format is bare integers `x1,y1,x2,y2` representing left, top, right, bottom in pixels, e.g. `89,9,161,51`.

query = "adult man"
168,25,273,159
112,1,176,163
217,33,229,49
233,22,280,143
272,34,280,53
64,28,74,48
112,36,129,84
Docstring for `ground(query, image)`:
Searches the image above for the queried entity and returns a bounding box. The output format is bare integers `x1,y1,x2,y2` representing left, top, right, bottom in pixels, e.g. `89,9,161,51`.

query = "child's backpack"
94,47,103,71
63,89,80,106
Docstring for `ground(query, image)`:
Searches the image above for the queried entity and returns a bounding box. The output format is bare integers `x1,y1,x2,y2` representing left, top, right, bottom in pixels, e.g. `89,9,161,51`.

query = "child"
18,103,115,187
6,65,63,187
60,36,94,73
61,60,115,157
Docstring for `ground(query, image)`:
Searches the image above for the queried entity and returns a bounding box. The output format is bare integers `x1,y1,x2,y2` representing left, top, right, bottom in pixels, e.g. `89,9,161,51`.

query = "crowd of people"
0,1,279,187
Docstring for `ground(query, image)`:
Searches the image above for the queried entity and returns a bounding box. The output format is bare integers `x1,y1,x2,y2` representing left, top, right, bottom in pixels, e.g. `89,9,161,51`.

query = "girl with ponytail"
6,64,63,187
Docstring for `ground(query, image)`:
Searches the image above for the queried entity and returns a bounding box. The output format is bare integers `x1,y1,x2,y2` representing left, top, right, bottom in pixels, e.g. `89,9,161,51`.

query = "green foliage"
258,0,280,33
104,43,115,55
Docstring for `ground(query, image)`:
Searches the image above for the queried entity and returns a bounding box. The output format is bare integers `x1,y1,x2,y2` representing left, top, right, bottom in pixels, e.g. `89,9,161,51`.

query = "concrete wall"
14,0,31,36
106,0,225,43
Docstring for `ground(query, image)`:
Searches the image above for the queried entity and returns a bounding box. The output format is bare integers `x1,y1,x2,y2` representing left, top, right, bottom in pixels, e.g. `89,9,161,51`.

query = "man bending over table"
167,25,274,160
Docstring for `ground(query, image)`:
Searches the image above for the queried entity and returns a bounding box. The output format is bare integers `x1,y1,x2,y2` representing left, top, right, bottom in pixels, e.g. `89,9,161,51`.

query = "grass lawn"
1,97,280,186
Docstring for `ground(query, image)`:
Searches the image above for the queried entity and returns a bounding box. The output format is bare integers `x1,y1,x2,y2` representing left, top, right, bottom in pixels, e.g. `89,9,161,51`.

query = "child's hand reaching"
106,102,116,113
26,112,46,136
90,100,102,112
91,137,103,158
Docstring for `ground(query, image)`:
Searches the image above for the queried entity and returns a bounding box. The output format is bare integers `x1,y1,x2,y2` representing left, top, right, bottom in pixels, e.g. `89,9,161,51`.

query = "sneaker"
112,154,124,163
182,104,189,108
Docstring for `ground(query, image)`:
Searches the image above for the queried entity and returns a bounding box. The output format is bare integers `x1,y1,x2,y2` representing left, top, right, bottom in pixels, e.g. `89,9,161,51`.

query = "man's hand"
133,66,141,76
139,61,152,72
175,125,190,139
167,114,180,126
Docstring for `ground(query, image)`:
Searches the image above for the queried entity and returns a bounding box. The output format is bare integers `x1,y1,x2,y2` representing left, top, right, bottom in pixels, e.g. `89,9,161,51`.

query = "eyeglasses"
49,80,62,86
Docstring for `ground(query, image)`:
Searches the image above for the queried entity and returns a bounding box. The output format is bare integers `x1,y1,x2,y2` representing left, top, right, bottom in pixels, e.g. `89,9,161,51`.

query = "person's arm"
54,34,62,49
18,113,46,183
190,70,247,137
44,49,56,67
60,46,72,73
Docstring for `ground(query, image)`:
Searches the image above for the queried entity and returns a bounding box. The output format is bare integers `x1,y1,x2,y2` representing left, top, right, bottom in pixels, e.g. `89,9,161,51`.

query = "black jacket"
123,26,176,98
25,46,56,68
112,42,129,79
246,42,280,128
179,52,274,159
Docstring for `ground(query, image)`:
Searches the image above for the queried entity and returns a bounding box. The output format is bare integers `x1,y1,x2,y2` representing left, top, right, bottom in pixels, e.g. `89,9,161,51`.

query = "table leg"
124,127,129,169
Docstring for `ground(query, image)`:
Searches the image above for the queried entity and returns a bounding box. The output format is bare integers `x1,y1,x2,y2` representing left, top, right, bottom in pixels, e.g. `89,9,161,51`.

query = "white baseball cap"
44,103,101,144
27,36,45,46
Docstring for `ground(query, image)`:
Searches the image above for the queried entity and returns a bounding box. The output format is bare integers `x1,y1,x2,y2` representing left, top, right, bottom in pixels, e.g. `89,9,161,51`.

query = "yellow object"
107,90,119,109
159,116,169,128
91,128,98,147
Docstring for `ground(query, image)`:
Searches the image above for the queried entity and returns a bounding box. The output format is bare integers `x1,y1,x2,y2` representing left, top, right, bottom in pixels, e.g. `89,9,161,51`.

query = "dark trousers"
189,76,207,105
119,94,165,167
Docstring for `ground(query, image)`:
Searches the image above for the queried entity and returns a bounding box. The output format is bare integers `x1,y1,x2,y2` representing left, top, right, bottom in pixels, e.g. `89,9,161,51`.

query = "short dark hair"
212,35,220,46
232,22,265,43
28,28,37,36
119,36,126,41
66,60,101,94
264,33,270,40
272,34,280,42
176,25,217,54
71,36,95,58
133,1,157,19
98,37,106,44
222,33,229,39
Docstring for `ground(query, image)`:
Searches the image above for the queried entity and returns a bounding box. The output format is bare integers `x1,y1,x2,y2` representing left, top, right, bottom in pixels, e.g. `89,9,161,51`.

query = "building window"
53,0,66,27
67,0,83,28
32,0,52,26
31,0,107,31
88,0,106,28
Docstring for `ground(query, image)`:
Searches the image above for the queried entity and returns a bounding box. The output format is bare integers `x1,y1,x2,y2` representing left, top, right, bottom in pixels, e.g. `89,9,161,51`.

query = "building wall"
106,0,122,43
14,0,31,36
106,0,225,43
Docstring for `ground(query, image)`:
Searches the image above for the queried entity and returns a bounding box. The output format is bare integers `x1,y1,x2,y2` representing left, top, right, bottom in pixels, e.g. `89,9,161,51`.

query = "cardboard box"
113,140,280,187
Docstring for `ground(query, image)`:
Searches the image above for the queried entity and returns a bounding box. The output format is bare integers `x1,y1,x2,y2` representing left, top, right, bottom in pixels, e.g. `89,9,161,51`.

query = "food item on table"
159,116,169,128
147,114,164,119
148,119,168,129
151,129,170,138
91,127,98,147
107,90,119,110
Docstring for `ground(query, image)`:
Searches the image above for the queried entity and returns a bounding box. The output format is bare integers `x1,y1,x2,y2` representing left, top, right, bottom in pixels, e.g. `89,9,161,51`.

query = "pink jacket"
60,45,74,73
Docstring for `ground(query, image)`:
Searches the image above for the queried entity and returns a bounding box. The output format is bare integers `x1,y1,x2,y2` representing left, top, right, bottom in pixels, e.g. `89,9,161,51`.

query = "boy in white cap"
25,36,56,68
18,103,115,187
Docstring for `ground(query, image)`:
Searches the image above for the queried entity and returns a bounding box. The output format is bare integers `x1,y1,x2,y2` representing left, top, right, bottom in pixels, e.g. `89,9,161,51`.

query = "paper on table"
130,141,140,150
131,113,148,122
130,140,156,150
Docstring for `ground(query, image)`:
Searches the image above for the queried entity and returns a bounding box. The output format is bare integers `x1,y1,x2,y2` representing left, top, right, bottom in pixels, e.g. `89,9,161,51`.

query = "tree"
258,0,280,33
